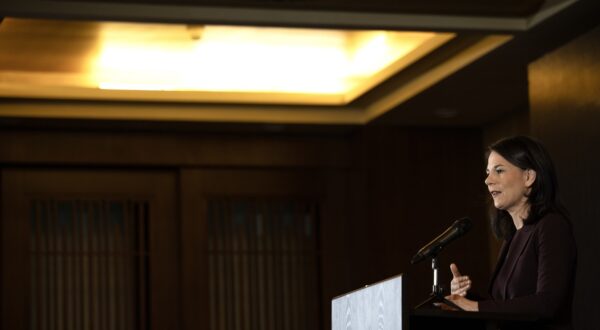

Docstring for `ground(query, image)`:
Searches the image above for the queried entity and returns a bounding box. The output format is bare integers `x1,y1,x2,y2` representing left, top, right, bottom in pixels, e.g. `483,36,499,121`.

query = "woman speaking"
446,136,577,330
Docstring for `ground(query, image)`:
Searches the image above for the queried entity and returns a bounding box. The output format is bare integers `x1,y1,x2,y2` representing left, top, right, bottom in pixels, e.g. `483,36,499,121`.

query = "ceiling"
0,0,598,128
0,19,459,106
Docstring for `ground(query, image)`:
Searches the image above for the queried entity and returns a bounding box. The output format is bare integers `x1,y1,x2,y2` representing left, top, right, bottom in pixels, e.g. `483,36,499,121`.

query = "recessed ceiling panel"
0,18,453,105
0,17,514,124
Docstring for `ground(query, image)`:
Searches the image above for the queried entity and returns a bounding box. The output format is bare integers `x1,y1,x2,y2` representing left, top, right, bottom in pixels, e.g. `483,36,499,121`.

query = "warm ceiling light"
0,18,511,123
93,22,454,103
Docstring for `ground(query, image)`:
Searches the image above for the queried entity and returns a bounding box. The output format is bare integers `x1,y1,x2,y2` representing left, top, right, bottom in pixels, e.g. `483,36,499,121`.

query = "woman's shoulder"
537,212,571,227
532,212,575,240
532,213,577,260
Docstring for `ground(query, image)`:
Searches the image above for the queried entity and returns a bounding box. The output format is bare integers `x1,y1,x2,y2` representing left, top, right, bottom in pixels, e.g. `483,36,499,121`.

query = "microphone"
410,217,472,264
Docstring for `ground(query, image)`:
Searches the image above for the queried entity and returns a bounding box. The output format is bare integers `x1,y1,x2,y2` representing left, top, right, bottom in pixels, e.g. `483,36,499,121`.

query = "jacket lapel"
501,226,534,298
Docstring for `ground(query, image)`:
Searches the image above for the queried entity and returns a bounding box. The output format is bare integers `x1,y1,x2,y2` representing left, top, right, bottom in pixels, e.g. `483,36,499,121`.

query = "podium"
332,273,539,330
332,274,407,330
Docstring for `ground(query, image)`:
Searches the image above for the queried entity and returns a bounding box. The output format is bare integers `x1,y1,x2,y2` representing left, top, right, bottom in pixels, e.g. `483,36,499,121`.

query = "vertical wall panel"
529,22,600,330
206,198,320,330
28,200,151,330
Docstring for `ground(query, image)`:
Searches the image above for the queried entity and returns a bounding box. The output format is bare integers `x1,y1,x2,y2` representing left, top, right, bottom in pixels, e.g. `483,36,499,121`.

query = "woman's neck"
509,202,530,230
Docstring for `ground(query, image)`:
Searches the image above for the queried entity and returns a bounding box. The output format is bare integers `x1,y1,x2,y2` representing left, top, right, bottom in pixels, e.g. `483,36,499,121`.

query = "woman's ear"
525,169,537,187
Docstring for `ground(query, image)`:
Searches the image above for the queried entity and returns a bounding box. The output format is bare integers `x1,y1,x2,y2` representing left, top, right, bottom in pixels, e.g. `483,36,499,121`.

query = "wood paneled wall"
0,125,490,329
529,22,600,330
0,129,350,168
347,126,490,308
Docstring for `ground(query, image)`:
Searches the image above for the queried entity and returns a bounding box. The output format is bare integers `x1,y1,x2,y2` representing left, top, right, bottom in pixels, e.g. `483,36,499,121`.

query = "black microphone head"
410,217,473,265
410,254,422,265
454,217,472,234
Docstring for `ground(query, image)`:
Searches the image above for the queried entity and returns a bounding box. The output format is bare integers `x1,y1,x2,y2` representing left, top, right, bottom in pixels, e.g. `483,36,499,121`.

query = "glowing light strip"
93,23,441,96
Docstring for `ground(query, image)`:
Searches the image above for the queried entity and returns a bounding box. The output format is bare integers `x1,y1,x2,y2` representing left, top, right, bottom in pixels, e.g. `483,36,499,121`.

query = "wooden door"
180,169,344,330
1,169,179,330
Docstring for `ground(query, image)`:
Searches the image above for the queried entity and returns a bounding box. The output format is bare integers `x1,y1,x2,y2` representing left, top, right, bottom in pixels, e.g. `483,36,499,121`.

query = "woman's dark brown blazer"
478,213,577,330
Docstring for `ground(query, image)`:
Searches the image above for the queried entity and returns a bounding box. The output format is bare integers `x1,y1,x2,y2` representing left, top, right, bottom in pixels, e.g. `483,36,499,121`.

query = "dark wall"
346,126,490,307
0,124,491,328
529,23,600,330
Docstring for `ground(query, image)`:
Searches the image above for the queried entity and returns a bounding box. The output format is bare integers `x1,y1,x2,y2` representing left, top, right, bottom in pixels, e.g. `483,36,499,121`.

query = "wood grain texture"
332,275,404,330
529,22,600,330
0,126,490,329
0,130,351,168
346,127,489,309
1,170,180,330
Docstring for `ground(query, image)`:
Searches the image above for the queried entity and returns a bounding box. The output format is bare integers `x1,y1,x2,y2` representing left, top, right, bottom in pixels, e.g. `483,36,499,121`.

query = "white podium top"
332,274,405,330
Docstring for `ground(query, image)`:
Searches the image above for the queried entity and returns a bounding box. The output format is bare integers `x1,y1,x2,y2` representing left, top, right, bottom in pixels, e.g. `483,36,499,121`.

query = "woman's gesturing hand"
450,263,471,297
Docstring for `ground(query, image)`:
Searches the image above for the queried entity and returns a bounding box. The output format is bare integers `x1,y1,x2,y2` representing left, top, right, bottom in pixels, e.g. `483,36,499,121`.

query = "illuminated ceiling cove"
0,17,510,124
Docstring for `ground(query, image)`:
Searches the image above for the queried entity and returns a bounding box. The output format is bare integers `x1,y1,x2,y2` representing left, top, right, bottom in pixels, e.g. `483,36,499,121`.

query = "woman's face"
485,151,536,215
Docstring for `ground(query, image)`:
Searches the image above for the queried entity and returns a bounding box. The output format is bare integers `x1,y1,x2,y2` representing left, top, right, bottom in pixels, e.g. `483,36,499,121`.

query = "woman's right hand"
450,263,471,296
